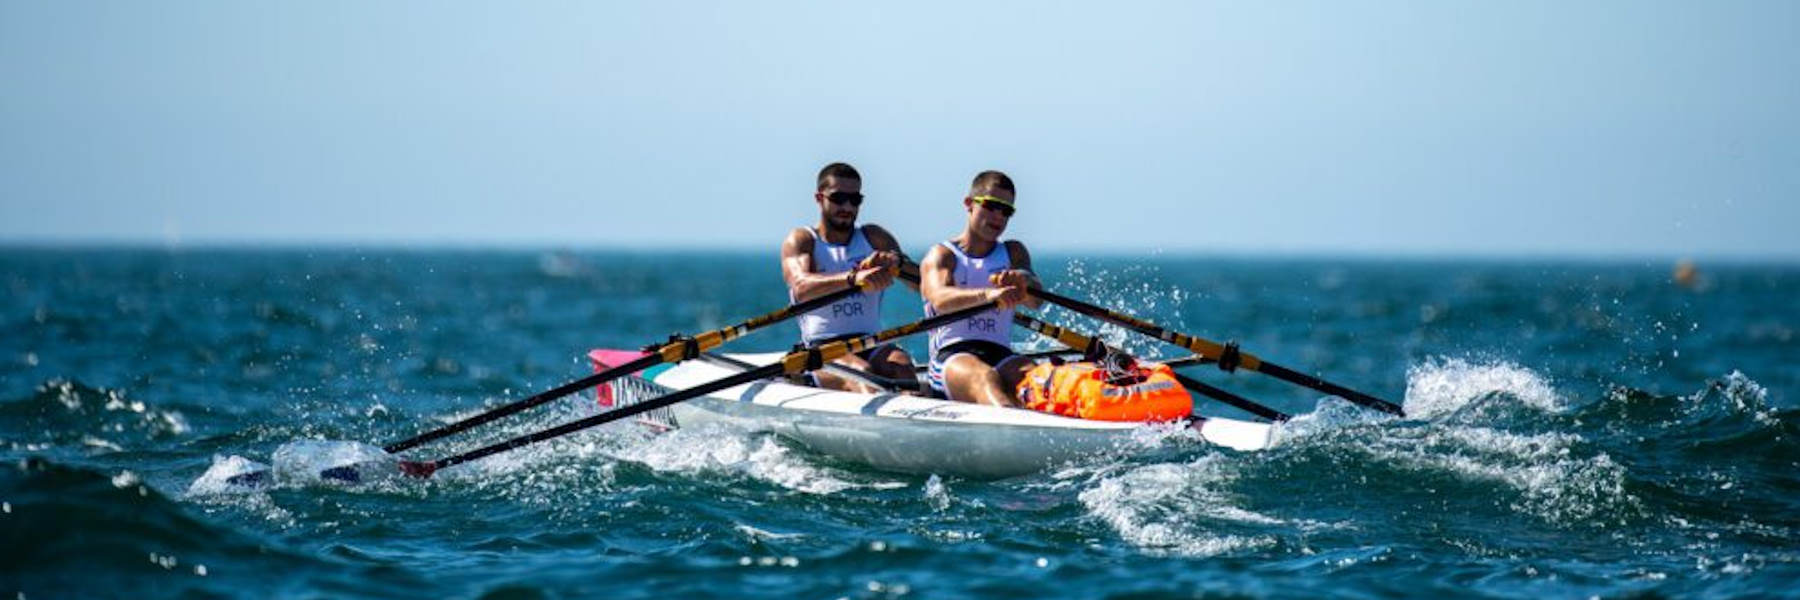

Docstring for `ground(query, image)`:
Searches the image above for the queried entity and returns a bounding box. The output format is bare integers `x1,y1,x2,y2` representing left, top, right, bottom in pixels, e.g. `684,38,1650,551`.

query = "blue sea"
2,247,1796,599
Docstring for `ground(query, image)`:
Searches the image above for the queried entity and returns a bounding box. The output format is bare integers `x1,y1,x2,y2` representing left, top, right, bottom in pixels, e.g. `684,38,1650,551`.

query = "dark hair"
817,162,861,191
971,170,1015,195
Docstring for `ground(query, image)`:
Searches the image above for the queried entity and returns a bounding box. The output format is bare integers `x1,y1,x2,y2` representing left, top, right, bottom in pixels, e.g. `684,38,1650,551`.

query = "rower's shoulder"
1003,240,1033,268
781,227,815,255
920,242,954,267
859,223,903,249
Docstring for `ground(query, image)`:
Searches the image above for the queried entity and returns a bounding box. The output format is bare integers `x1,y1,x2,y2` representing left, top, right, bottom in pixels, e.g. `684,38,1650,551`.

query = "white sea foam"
922,474,952,511
187,455,273,496
410,395,653,484
1698,371,1777,426
1078,457,1281,556
270,440,399,486
1274,397,1393,444
608,425,876,495
1242,374,1635,530
733,523,804,541
39,378,191,437
1367,425,1637,525
1017,260,1191,358
427,429,622,491
1127,420,1204,447
1403,358,1563,420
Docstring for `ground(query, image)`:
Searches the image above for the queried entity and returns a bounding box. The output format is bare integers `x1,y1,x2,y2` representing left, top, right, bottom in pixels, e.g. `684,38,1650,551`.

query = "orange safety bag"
1017,360,1193,422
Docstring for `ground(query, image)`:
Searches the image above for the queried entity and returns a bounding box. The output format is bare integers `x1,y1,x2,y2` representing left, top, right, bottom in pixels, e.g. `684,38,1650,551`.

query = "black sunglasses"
825,191,864,207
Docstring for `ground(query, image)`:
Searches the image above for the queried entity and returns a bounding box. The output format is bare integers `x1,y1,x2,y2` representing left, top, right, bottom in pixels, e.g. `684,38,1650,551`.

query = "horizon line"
1,238,1794,266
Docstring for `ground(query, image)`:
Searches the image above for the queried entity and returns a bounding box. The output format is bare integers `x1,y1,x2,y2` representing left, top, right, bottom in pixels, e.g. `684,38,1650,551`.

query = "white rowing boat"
192,286,1354,492
589,349,1279,479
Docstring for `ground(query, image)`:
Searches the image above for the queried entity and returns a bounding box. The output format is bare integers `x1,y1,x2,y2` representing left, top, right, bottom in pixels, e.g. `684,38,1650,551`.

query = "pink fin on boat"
587,349,650,408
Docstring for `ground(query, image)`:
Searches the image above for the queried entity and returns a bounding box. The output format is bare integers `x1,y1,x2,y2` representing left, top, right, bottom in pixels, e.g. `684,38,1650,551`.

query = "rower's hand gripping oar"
891,264,1293,420
382,272,887,455
1021,287,1405,416
1009,313,1292,422
396,300,1002,478
893,262,1338,418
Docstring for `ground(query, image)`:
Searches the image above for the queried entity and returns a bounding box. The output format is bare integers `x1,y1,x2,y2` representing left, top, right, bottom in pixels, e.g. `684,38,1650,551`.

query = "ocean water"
2,247,1796,599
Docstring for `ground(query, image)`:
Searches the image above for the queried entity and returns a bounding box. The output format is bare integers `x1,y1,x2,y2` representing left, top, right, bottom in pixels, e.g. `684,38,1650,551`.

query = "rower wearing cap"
780,162,918,393
919,170,1041,407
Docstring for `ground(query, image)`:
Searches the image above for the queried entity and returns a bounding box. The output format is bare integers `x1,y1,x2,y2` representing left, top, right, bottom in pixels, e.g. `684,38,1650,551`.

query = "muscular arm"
781,228,854,303
1002,240,1044,309
921,245,1012,313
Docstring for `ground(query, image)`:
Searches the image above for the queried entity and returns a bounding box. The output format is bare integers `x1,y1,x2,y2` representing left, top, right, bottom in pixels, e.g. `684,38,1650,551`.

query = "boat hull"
671,397,1141,478
593,350,1276,479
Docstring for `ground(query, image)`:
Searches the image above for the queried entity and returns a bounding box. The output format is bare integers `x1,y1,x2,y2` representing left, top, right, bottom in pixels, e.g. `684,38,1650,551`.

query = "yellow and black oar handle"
1023,287,1404,416
383,271,891,454
397,300,1000,478
1010,313,1292,422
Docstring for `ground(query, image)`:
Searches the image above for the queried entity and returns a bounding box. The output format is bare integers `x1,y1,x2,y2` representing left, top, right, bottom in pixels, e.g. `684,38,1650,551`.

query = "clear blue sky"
2,1,1796,258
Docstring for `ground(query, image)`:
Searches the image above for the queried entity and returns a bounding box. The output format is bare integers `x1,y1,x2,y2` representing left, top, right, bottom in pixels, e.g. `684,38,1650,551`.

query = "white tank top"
793,226,884,344
925,239,1013,356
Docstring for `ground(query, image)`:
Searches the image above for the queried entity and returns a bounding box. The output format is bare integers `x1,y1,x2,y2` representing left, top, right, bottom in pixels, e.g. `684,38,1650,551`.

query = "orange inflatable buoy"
1017,360,1193,422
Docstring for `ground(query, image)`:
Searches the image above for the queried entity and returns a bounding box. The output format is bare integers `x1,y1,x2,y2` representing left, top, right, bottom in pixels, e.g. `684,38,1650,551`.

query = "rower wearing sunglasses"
919,170,1041,407
779,162,917,394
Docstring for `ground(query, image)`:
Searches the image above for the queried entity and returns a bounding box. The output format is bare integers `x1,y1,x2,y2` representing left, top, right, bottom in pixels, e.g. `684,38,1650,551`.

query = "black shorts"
928,340,1016,394
933,340,1015,367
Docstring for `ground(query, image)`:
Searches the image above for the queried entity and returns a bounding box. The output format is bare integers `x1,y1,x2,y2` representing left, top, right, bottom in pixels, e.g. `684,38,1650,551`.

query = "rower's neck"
817,222,855,245
954,233,997,258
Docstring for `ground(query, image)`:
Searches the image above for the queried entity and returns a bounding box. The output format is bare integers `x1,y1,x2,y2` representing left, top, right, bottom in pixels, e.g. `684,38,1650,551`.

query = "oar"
1021,287,1405,416
1009,313,1292,422
382,280,877,454
899,264,1393,415
396,301,1002,478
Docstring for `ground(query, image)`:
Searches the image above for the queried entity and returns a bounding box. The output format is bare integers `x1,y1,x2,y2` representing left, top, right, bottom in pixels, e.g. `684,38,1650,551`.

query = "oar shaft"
1168,372,1290,422
385,283,872,454
1010,313,1290,422
384,352,660,453
428,362,786,471
410,301,1001,474
1025,287,1404,416
1029,287,1246,365
1256,362,1401,416
1158,355,1212,369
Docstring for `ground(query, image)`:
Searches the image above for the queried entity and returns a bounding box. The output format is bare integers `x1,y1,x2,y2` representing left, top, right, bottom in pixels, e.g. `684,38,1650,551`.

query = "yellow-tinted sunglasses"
970,195,1015,217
